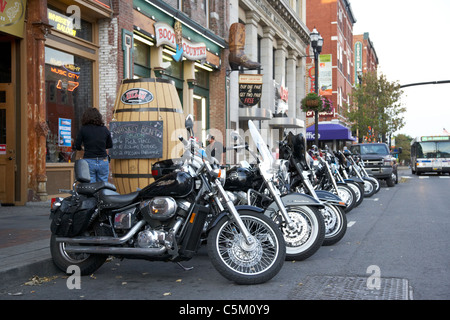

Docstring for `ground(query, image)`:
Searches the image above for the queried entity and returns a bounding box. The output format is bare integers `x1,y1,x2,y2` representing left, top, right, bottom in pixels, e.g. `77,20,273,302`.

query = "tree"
393,134,412,165
346,71,406,143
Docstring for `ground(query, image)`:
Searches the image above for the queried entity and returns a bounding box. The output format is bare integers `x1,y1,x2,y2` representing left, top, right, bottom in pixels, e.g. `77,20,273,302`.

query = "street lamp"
310,28,323,147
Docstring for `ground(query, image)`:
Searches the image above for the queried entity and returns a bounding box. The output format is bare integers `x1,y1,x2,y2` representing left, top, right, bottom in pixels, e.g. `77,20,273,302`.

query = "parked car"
350,143,400,187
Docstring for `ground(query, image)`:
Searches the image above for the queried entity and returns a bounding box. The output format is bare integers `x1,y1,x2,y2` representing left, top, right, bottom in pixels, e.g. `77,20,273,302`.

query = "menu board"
109,121,163,159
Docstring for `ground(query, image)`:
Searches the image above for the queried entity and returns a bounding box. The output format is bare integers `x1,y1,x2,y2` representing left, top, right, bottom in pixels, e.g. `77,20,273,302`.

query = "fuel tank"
224,165,261,191
139,171,194,199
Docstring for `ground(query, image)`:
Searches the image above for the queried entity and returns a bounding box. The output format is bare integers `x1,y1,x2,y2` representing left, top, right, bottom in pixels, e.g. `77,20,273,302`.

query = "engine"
135,197,191,248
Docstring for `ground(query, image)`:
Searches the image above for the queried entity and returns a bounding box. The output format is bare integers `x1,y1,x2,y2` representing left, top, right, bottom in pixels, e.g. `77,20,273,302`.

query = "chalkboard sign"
109,121,163,159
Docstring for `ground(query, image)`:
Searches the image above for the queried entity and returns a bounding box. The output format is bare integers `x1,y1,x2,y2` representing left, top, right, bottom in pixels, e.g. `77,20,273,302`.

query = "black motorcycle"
278,132,347,245
224,121,325,260
49,115,286,285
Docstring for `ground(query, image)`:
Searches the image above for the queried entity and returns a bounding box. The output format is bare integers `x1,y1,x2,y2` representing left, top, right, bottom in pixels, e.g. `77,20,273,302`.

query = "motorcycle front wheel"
265,205,325,261
321,204,347,246
207,211,286,285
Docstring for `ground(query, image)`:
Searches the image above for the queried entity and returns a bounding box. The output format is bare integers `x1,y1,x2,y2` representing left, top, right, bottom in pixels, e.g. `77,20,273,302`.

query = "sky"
349,0,450,138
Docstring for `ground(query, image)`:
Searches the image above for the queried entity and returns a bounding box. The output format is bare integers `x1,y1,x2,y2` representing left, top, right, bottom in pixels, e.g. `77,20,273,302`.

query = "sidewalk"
0,201,59,291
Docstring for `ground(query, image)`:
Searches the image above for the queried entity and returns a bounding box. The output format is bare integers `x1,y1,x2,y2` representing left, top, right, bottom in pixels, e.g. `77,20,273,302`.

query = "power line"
400,80,450,88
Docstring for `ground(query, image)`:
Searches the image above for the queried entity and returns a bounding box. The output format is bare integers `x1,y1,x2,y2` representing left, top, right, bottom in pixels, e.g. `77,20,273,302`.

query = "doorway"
0,83,15,205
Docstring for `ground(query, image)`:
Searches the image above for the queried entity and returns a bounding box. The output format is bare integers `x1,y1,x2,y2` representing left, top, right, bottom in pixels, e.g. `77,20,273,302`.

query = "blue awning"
306,123,356,141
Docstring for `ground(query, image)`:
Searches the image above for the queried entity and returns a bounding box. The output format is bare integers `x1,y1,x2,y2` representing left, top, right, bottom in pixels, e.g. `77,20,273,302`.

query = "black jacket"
75,124,113,158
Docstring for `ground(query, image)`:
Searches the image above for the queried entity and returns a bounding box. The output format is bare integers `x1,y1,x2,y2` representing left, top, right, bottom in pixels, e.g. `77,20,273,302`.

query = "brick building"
0,0,316,203
305,0,357,150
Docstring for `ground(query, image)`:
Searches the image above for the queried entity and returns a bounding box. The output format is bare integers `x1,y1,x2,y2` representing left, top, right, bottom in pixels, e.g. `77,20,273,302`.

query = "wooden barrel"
110,78,186,194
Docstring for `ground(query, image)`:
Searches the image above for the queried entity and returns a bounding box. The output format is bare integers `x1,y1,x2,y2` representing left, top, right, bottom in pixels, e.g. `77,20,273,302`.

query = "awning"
306,123,356,141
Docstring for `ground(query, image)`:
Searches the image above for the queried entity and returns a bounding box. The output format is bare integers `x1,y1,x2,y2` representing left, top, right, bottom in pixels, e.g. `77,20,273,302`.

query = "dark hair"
81,108,104,126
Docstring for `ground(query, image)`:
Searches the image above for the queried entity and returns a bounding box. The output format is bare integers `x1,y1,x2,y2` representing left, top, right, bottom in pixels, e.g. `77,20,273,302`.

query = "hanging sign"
319,54,332,96
239,74,263,107
0,0,26,38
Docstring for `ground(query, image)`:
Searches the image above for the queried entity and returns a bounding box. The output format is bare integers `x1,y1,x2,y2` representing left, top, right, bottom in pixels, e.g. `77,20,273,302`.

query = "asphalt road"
1,168,449,304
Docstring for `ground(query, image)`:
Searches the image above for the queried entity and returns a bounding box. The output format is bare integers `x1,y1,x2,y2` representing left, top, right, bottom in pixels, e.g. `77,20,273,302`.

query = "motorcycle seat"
76,181,117,196
97,189,140,209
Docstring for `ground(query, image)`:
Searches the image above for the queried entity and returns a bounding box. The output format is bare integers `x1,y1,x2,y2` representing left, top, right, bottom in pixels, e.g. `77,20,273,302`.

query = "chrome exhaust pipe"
64,245,167,256
56,220,146,245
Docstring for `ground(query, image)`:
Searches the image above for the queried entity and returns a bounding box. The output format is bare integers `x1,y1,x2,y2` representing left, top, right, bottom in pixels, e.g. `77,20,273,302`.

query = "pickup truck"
349,143,399,187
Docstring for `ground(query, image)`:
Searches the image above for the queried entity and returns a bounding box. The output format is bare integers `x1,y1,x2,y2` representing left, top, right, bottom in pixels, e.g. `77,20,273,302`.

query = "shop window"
133,35,152,78
45,47,93,163
0,42,11,83
47,6,93,42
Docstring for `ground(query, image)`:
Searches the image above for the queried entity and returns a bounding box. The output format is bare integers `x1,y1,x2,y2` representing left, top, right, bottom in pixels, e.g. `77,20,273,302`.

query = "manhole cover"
290,275,411,300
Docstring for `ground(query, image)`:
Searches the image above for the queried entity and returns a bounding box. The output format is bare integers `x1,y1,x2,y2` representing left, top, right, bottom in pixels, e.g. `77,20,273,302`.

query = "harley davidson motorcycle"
278,132,347,246
49,115,286,285
224,120,325,260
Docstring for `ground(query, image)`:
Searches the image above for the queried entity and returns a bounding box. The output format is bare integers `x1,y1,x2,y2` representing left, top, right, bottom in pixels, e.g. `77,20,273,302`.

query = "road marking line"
439,176,450,179
347,221,356,227
419,176,429,179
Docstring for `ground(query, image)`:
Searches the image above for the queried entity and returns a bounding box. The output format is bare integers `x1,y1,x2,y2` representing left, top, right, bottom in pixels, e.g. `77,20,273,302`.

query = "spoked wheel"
50,234,107,276
207,211,286,285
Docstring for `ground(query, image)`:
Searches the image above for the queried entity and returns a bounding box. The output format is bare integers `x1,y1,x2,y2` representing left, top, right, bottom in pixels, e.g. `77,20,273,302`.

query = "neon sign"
50,64,80,92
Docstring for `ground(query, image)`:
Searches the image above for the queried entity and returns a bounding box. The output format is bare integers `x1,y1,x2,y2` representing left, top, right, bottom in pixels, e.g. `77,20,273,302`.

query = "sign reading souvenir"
0,0,26,38
109,121,163,159
58,118,72,147
239,74,263,107
120,88,154,105
319,54,332,96
154,22,207,61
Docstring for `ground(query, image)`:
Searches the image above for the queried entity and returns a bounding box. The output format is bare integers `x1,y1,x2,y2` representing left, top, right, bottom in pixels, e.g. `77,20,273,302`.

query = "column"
286,50,297,118
260,26,275,114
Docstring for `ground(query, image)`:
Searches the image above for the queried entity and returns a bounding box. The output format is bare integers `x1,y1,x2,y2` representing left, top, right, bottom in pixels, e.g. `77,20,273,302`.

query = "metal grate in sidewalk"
290,275,412,300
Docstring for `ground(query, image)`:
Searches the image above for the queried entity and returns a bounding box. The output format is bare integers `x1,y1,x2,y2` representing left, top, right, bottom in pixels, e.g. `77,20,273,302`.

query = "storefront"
131,0,226,143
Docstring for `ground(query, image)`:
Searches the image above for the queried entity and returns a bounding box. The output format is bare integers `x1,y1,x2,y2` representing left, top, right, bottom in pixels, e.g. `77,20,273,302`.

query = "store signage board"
154,22,207,61
239,74,263,107
0,0,26,38
109,121,163,159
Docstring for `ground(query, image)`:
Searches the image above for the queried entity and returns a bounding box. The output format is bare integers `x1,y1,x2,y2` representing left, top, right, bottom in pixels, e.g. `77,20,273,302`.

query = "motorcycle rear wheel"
207,211,286,285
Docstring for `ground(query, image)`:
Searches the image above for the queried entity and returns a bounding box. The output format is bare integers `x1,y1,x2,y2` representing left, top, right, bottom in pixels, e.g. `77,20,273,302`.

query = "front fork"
213,178,256,245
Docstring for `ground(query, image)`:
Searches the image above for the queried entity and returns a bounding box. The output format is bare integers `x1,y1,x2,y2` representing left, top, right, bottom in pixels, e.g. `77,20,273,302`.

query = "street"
1,168,449,303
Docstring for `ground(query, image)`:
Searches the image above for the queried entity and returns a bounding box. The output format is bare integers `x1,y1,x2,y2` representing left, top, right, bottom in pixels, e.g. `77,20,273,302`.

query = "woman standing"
75,108,113,183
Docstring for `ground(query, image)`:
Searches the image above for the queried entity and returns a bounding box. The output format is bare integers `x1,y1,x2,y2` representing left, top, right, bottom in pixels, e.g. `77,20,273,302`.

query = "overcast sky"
349,0,450,138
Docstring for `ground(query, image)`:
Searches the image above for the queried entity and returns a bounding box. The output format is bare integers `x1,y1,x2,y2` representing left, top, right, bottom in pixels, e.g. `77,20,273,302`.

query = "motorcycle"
328,150,364,209
278,132,347,246
342,149,379,197
49,115,286,285
308,146,357,213
224,120,325,260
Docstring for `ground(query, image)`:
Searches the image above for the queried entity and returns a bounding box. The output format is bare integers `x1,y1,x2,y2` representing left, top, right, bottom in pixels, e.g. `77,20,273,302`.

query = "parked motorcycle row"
49,117,381,285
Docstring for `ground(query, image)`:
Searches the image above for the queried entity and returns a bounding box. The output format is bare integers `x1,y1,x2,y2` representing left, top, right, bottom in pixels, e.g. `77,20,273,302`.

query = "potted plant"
300,92,322,112
300,93,333,113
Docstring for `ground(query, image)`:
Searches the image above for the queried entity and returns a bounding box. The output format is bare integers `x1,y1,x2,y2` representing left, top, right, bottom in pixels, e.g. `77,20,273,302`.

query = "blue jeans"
84,158,109,183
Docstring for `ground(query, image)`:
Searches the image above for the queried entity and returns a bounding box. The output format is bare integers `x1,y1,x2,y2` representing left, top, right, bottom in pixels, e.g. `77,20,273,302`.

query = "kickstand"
177,262,194,271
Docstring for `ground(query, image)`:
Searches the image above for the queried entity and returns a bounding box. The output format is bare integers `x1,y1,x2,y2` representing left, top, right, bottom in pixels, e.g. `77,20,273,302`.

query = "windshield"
248,120,273,167
351,144,389,156
416,141,450,158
